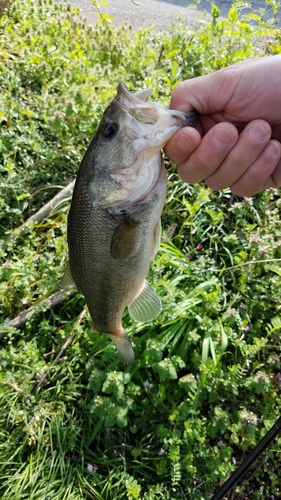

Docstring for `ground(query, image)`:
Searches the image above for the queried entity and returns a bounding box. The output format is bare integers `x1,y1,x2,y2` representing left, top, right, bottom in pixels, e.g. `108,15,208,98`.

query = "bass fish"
62,83,197,364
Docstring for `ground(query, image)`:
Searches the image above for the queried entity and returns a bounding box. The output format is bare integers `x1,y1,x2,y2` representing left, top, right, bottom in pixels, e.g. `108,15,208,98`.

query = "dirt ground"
64,0,280,32
65,0,210,32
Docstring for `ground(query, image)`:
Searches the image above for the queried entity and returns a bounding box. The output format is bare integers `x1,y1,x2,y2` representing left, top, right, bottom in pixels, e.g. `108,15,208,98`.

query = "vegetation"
1,0,281,498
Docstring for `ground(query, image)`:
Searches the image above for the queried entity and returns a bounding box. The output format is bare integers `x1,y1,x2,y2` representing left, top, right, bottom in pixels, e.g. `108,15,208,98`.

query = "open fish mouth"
118,82,152,103
117,82,198,127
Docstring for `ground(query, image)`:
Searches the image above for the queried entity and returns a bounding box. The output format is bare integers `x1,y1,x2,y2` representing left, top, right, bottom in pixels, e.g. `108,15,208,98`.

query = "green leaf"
153,359,177,381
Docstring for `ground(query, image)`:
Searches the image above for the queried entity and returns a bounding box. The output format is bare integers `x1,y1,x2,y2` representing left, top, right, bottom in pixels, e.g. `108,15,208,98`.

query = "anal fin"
128,281,162,323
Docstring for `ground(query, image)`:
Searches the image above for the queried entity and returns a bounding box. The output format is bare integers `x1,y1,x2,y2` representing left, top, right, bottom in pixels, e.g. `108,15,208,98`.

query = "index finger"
164,126,201,164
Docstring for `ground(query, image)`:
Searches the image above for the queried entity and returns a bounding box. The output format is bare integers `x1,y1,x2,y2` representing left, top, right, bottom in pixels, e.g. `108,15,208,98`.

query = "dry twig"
2,289,75,331
26,180,75,224
0,0,10,17
1,180,75,251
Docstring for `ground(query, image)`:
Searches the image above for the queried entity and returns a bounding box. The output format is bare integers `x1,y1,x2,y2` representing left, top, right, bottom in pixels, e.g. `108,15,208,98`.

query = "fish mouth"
179,109,198,127
117,82,152,104
117,82,198,127
169,109,198,128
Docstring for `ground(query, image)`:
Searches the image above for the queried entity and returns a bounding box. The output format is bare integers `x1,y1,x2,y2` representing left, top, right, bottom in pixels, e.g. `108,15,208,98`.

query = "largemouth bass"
62,83,197,364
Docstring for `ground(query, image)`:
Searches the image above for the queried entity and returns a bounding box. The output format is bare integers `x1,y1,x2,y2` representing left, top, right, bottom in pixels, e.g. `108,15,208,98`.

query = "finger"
170,73,228,114
230,140,281,196
164,127,201,165
205,120,272,190
177,123,238,184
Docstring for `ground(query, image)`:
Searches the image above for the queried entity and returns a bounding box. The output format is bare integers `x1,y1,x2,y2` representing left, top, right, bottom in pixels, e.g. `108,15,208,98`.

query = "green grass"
1,0,281,498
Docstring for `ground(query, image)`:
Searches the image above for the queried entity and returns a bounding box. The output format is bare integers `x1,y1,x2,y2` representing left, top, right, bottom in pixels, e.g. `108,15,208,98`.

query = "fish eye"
103,122,118,139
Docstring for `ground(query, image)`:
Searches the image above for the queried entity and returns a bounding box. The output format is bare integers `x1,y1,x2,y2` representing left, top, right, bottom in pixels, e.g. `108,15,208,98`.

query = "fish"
62,83,197,365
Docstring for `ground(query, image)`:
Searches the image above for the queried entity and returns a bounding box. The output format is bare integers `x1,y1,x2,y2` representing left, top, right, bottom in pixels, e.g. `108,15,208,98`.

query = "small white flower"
143,380,153,389
244,197,253,205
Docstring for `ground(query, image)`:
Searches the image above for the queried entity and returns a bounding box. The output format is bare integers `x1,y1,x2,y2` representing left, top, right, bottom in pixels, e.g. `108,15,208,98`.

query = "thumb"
170,71,230,115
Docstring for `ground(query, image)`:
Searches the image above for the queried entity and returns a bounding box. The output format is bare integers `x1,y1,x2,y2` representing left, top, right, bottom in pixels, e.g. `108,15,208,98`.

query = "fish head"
94,83,197,165
86,83,197,206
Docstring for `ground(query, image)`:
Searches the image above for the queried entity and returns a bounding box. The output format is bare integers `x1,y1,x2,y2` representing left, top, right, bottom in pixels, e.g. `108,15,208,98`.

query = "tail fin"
109,329,135,365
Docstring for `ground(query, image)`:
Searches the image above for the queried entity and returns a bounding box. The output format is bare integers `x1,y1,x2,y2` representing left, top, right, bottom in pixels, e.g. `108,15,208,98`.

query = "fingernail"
265,142,279,157
248,124,267,141
212,128,233,147
177,132,195,152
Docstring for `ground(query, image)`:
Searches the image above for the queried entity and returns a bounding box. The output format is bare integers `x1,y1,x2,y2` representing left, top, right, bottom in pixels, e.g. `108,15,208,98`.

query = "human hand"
164,56,281,196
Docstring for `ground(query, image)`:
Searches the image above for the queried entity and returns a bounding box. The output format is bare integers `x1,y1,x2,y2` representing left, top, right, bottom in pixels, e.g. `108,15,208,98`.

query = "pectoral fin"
61,262,76,289
110,209,141,260
110,222,139,259
109,203,150,260
128,280,162,323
